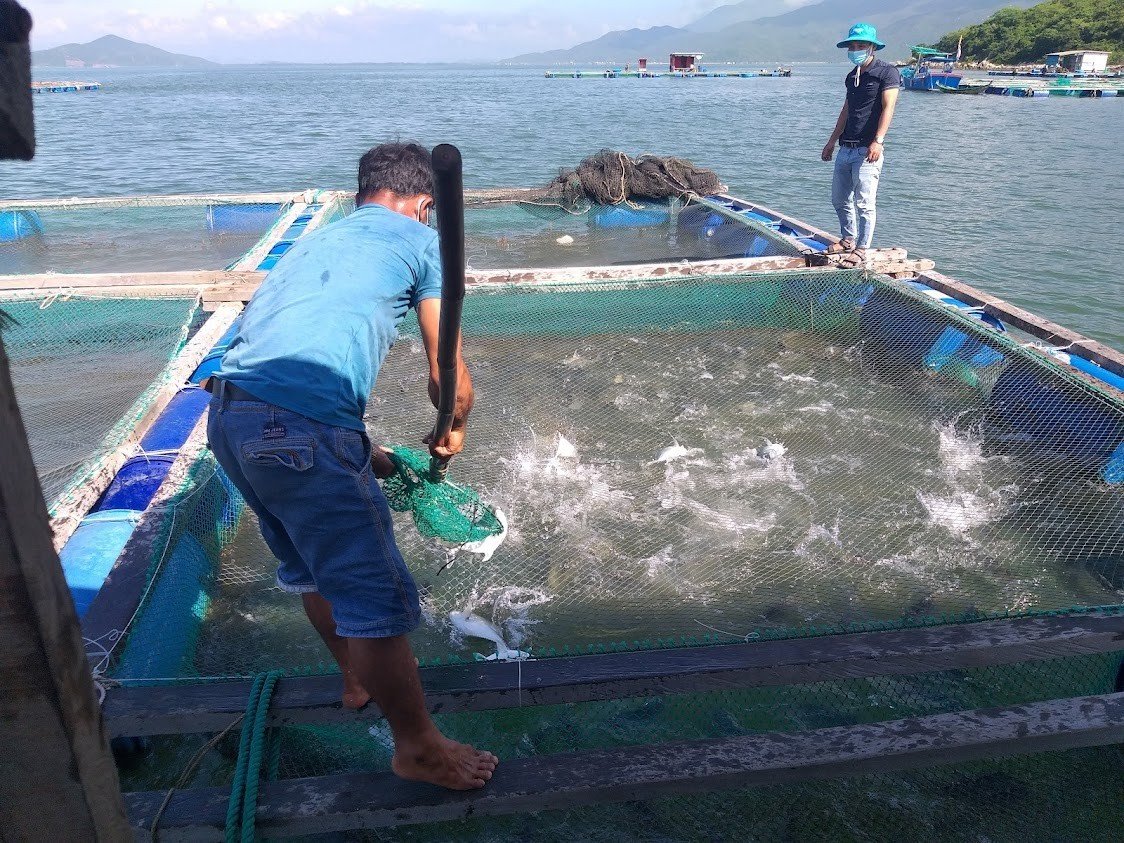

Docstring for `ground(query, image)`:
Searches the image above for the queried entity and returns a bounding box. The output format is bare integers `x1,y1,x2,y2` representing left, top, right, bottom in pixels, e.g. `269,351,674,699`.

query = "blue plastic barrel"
190,321,240,384
206,203,281,234
0,210,44,242
113,533,212,679
139,387,211,452
592,206,670,228
1104,442,1124,484
94,453,177,513
59,510,142,618
985,362,1124,470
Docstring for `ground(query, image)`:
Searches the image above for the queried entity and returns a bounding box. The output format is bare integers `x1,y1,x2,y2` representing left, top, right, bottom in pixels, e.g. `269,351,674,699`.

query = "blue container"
0,210,44,242
60,510,141,618
1104,442,1124,484
206,203,281,234
984,362,1124,470
114,533,212,679
592,206,670,228
94,453,177,513
139,387,211,452
190,321,240,383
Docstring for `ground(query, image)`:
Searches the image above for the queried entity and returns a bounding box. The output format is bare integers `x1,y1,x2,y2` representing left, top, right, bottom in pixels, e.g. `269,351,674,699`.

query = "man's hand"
425,426,465,460
866,141,884,163
371,446,396,479
821,141,836,162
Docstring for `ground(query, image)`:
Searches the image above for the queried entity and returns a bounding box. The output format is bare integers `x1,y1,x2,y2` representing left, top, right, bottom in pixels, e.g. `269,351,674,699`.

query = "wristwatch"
874,135,886,144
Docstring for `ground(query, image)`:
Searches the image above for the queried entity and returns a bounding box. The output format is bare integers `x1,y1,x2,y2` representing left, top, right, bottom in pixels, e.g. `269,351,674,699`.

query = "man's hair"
357,142,433,199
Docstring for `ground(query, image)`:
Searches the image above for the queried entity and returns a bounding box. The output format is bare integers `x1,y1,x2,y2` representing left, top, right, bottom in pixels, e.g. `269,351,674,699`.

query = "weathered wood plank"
0,191,304,211
125,692,1124,840
0,316,131,837
712,194,839,244
48,303,242,550
0,269,263,292
199,250,916,306
103,611,1124,737
227,201,309,272
918,269,1124,379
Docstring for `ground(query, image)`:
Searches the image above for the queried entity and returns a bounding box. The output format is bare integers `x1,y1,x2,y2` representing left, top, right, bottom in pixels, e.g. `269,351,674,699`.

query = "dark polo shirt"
842,58,901,145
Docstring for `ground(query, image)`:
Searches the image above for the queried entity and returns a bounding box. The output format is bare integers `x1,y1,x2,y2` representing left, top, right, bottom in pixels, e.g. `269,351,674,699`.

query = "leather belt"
839,140,865,148
211,379,263,403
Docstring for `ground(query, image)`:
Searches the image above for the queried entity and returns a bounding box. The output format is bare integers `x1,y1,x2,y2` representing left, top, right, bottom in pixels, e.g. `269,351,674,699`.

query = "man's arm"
866,87,899,163
417,297,474,459
822,101,848,161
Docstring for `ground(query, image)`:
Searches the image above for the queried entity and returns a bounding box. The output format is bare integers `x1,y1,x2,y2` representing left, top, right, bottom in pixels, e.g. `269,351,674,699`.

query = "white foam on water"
640,545,675,579
934,421,985,476
778,373,817,384
916,489,997,537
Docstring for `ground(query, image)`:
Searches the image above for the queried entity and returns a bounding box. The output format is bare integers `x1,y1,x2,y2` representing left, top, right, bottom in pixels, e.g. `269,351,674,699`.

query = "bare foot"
392,735,499,790
342,671,371,710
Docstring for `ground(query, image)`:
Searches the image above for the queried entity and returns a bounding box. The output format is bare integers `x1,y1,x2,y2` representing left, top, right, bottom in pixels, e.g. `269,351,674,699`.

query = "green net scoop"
381,446,504,544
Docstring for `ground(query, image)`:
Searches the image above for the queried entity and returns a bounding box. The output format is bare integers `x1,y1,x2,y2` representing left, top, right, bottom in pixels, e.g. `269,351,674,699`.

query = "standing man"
207,142,498,790
821,23,900,267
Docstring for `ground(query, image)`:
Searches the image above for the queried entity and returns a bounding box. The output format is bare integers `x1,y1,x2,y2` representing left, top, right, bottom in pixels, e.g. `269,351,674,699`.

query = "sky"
25,0,814,63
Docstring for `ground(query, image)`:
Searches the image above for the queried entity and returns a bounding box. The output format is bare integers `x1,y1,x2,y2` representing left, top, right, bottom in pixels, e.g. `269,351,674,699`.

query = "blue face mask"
847,49,870,66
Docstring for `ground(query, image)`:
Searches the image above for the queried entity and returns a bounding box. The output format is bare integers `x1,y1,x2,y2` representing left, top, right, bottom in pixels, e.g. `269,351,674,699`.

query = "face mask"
847,49,870,66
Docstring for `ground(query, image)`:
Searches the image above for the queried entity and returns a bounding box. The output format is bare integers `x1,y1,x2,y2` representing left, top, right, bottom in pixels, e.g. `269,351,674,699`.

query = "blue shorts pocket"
241,438,315,471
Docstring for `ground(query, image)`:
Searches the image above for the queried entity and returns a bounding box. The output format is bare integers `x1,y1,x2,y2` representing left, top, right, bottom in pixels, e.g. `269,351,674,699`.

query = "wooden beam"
48,304,242,550
713,194,839,244
125,692,1124,840
0,319,131,837
0,191,305,211
102,611,1124,738
0,269,264,292
199,250,917,307
918,270,1124,380
80,418,214,659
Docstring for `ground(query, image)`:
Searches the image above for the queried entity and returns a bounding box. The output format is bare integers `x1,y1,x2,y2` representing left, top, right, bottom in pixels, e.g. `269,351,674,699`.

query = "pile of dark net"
520,150,723,215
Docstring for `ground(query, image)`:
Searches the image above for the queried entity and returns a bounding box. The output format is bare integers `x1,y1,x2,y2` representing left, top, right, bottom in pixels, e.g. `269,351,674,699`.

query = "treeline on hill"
935,0,1124,64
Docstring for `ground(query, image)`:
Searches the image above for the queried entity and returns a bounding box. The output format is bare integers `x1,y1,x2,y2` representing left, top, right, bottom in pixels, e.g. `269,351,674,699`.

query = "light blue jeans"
832,146,884,249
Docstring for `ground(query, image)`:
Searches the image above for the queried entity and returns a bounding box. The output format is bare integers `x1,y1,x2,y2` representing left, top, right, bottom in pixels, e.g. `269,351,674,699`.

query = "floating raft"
32,80,102,93
544,68,792,79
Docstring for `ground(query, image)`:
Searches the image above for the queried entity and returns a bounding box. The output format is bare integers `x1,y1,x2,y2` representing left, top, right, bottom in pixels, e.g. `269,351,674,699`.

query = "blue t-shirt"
216,203,443,431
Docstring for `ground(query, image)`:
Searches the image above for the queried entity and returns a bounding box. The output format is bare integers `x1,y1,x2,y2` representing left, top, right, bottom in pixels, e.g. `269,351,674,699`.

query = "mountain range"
32,35,215,68
508,0,1038,63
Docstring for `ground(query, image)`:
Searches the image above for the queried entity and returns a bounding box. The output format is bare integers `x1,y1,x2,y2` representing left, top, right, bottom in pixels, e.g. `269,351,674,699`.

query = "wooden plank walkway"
125,691,1124,840
103,611,1124,738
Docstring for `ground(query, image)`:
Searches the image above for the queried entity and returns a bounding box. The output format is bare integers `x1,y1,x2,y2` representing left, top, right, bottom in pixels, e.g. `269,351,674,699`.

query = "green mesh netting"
0,294,202,505
111,268,1124,678
382,446,504,544
0,200,283,275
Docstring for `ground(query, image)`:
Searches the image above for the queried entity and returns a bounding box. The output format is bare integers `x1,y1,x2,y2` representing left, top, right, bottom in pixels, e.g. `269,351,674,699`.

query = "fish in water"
651,440,703,464
458,507,508,562
449,609,531,661
760,441,787,460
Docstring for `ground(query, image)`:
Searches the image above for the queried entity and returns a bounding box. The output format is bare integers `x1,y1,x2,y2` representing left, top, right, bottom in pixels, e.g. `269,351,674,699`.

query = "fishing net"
0,294,202,505
383,446,504,545
532,150,723,213
106,268,1124,681
0,197,287,275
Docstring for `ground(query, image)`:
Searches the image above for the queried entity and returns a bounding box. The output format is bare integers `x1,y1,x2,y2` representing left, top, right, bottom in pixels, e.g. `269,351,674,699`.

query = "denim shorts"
206,382,420,638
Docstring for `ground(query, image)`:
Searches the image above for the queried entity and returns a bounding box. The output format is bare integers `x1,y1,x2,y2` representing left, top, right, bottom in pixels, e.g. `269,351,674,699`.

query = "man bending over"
207,142,497,790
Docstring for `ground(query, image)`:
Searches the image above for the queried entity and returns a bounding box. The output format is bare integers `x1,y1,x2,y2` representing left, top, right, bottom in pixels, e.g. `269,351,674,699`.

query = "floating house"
669,52,704,73
1045,49,1111,75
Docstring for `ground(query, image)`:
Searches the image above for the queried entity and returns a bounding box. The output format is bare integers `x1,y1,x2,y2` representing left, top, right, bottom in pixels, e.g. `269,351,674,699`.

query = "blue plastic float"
0,210,44,242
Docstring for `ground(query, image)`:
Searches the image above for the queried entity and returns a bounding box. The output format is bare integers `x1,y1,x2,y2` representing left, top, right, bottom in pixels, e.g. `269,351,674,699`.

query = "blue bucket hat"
836,22,886,50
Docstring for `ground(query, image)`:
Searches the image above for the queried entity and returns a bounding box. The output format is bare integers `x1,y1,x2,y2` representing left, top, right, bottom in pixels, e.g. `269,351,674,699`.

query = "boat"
900,46,962,91
2,171,1122,839
936,80,987,95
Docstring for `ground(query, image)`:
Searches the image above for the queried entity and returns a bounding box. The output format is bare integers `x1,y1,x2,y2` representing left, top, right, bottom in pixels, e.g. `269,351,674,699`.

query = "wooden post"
0,327,131,838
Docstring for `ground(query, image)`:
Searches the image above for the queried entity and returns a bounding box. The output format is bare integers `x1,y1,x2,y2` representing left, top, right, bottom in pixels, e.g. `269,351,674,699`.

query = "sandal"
838,248,867,268
825,238,854,255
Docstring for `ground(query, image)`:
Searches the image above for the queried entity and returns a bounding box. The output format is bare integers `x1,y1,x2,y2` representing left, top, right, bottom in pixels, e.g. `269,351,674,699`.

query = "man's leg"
348,635,499,789
302,593,370,709
853,153,885,250
831,147,857,245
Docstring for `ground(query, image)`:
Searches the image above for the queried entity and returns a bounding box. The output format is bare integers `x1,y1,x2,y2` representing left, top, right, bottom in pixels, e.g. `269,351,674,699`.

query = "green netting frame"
0,294,201,507
108,267,1123,682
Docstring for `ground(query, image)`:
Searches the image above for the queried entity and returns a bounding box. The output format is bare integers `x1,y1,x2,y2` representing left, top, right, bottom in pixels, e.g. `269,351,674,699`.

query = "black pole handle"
429,143,465,482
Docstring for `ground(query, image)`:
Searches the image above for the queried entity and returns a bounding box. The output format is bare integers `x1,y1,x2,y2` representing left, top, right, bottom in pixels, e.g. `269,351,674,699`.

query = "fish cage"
1,187,1121,841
